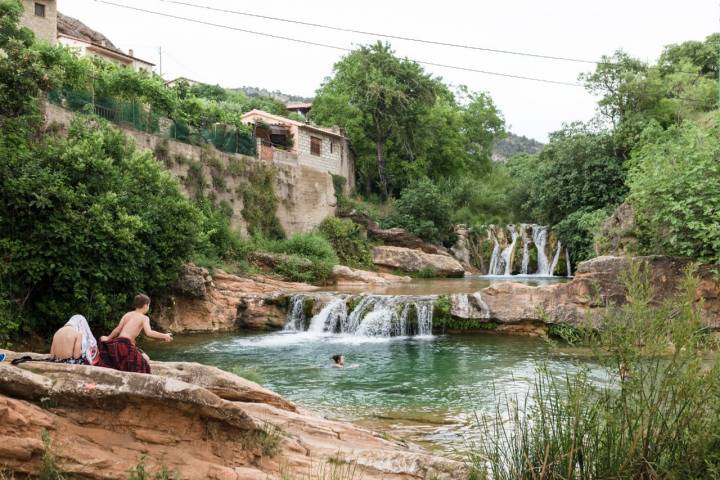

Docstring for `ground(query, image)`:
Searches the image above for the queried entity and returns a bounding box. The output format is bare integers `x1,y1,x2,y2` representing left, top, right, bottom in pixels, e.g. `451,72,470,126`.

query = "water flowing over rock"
154,263,317,333
474,224,570,276
0,353,465,479
286,294,435,337
372,246,465,277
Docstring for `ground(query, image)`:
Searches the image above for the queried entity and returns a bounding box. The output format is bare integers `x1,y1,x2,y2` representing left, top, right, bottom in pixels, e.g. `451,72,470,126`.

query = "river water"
145,276,599,455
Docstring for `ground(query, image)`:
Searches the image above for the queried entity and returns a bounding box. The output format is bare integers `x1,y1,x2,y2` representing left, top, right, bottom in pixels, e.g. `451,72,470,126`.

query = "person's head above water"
133,293,151,314
332,354,345,366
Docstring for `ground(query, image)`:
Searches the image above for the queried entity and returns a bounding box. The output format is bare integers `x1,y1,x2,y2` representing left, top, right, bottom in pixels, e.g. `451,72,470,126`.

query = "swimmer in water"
332,354,358,368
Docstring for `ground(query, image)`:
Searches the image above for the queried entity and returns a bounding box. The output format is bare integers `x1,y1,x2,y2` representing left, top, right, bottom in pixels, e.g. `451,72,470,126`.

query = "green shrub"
415,266,438,278
628,120,720,263
547,323,582,344
382,178,453,245
317,217,373,269
258,233,339,284
0,118,202,334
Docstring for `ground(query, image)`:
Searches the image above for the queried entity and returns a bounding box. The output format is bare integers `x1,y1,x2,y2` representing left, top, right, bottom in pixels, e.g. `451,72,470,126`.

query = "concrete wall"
19,0,57,44
44,103,337,236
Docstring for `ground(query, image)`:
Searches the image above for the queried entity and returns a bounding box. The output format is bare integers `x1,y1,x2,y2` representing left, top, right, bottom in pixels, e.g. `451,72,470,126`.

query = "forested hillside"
492,132,544,162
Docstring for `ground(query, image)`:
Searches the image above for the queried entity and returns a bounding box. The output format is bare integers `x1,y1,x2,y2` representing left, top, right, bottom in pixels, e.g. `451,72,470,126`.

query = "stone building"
19,0,57,44
18,4,154,72
241,110,355,189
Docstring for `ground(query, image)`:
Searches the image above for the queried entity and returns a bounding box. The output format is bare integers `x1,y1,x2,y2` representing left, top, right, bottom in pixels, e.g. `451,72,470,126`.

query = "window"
310,136,321,156
330,140,335,154
34,2,46,17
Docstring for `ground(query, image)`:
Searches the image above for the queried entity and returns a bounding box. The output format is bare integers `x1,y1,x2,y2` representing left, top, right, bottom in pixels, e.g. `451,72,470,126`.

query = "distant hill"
492,133,544,162
232,86,312,104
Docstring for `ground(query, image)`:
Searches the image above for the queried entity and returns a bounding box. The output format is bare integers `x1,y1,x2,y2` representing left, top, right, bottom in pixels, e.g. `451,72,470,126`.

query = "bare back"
117,311,149,343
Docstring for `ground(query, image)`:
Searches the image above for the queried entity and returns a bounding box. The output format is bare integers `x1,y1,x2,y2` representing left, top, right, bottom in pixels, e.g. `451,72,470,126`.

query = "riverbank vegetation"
312,36,720,266
468,265,720,479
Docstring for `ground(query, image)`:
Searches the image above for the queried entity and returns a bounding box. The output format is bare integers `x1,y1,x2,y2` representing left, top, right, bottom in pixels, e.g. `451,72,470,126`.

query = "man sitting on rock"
98,294,173,374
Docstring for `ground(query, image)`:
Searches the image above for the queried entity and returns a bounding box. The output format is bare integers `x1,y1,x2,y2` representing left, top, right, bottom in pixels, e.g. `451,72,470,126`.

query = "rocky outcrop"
341,211,449,255
450,224,478,272
331,265,411,285
155,264,317,333
0,352,465,479
448,255,720,329
373,246,465,277
596,202,638,256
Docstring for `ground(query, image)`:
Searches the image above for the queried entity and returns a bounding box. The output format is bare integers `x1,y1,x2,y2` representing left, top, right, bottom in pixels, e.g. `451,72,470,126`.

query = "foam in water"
286,295,434,338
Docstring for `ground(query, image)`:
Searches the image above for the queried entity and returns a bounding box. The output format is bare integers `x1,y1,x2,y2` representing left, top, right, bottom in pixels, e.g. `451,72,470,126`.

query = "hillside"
231,86,312,104
492,132,544,162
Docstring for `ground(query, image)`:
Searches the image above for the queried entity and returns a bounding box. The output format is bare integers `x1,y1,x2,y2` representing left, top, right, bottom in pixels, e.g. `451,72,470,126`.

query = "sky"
57,0,718,142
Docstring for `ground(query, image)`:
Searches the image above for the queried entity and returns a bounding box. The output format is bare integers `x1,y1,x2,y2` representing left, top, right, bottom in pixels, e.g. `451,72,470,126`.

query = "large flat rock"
0,352,466,479
373,246,465,277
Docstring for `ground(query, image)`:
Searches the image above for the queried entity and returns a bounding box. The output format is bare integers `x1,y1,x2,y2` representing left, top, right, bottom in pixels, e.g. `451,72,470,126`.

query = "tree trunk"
375,124,388,198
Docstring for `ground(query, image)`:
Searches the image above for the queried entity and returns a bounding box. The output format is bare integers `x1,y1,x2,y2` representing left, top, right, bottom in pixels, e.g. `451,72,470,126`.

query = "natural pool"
145,329,600,454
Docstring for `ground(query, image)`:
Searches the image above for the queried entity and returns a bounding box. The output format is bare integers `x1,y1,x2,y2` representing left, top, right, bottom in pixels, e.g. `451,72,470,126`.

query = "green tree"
383,178,454,244
627,120,720,263
312,42,438,197
0,118,203,334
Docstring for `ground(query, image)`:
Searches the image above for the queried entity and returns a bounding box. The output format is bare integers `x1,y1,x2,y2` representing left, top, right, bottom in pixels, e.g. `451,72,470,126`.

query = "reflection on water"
320,275,569,295
144,330,601,453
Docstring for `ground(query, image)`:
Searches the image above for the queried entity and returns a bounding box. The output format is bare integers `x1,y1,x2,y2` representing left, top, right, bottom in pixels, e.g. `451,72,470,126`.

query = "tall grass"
468,264,720,480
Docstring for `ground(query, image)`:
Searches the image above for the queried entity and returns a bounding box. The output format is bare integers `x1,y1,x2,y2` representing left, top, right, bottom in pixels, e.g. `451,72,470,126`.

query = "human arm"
142,317,173,342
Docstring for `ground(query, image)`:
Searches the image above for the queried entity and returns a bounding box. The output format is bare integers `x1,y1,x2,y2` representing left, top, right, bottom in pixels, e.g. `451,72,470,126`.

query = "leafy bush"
553,208,610,264
317,217,373,269
0,118,202,334
628,120,720,263
382,178,453,245
257,233,339,284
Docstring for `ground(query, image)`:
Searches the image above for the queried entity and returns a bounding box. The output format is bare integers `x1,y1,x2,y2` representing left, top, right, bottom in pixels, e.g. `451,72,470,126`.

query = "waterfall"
521,240,530,275
284,296,306,331
565,248,572,277
549,240,562,276
488,225,518,275
287,294,434,337
532,225,550,275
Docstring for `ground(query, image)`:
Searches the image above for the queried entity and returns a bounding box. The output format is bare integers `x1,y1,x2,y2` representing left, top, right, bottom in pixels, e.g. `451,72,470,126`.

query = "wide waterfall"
484,224,571,277
285,294,435,337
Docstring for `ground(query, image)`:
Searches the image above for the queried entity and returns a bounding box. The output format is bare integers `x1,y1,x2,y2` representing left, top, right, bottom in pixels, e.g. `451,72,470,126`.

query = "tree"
312,42,438,197
0,118,203,335
627,120,720,263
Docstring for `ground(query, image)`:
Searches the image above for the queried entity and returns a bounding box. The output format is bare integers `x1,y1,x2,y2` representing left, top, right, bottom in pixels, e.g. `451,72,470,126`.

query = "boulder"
331,264,411,285
155,265,317,333
449,224,478,272
373,246,465,277
341,210,449,255
448,255,720,328
596,202,638,256
0,353,466,480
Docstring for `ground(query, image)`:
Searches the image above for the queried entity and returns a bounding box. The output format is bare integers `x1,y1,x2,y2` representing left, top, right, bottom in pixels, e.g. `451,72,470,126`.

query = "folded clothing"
98,337,151,374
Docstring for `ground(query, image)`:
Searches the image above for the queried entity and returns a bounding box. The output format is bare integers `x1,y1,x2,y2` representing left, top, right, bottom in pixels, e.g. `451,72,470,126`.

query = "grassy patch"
39,430,64,480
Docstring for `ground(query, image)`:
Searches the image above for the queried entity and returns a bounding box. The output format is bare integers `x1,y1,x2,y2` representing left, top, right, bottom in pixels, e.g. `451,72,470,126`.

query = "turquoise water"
145,330,598,452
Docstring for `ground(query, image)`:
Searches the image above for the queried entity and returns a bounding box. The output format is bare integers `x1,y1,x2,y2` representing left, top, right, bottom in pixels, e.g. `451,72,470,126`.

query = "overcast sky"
58,0,718,141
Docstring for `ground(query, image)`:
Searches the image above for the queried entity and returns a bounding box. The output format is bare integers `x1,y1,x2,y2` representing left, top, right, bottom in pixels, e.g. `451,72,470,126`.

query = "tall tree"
312,42,438,197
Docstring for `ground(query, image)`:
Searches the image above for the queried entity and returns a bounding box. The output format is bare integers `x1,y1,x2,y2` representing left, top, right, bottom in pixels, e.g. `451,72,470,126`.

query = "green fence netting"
48,89,256,157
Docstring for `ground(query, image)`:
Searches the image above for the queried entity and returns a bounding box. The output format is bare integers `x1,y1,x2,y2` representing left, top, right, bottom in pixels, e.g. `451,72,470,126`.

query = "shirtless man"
98,294,171,373
101,294,173,346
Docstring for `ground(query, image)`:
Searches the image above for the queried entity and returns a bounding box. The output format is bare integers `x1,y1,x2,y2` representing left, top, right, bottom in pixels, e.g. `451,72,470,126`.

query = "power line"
151,0,707,76
94,0,583,87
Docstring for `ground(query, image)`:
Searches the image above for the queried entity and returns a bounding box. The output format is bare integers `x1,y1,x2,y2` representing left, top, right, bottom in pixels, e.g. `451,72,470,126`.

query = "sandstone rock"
373,246,465,277
155,266,316,333
450,224,478,272
597,202,638,256
331,264,411,285
0,354,466,480
341,210,449,255
448,256,720,328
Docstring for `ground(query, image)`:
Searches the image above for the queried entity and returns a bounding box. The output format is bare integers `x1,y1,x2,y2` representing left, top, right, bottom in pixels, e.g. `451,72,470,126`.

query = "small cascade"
475,224,571,277
286,294,434,337
565,248,573,277
549,240,562,276
283,296,306,331
532,225,551,275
